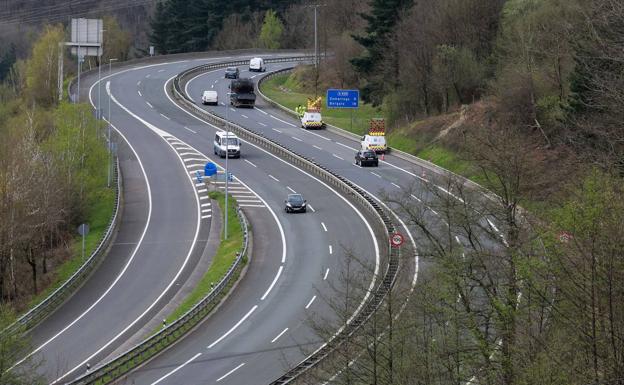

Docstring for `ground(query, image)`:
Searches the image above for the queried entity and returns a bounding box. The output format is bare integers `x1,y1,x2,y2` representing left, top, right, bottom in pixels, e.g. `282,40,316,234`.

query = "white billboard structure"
58,18,103,103
70,18,103,57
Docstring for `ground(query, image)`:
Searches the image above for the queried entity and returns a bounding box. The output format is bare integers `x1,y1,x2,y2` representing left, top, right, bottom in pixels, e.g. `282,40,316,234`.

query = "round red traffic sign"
390,232,404,248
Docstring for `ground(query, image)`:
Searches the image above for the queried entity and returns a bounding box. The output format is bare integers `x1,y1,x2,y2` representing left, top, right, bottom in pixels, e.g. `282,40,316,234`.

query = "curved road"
105,55,423,384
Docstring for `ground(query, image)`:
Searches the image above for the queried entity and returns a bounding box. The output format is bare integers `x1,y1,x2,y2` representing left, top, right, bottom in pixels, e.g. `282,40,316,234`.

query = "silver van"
213,131,241,158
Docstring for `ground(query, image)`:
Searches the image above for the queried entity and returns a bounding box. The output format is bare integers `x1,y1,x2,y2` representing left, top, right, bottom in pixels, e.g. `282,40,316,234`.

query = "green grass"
262,73,487,183
261,74,382,136
162,191,244,324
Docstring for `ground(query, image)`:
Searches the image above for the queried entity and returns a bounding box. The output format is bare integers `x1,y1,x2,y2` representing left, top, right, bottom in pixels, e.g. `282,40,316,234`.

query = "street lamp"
107,58,118,188
224,93,233,240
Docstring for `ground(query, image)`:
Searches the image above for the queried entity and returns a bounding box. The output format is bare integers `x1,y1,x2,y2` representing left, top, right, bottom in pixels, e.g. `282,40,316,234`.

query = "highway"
89,55,382,384
105,55,422,384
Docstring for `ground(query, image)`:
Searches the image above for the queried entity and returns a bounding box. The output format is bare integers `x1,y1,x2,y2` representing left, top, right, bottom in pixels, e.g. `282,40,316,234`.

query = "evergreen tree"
351,0,413,104
149,0,298,54
0,44,16,82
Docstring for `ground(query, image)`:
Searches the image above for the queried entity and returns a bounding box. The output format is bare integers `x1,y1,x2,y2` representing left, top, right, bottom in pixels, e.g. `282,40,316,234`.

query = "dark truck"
229,78,256,108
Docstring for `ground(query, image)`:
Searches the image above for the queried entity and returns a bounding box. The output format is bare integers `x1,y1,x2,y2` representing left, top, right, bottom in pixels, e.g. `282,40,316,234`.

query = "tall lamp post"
224,93,233,240
107,58,118,188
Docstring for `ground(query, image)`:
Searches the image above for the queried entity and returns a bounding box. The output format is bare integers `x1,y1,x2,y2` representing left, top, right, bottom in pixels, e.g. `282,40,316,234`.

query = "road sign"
77,223,90,236
204,162,217,177
390,232,404,248
326,89,359,109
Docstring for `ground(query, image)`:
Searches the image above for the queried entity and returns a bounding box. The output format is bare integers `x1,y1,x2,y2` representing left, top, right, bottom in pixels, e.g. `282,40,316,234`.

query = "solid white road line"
208,306,258,349
150,352,202,385
271,328,289,343
239,204,266,207
391,182,401,189
244,159,257,168
184,126,197,133
49,84,206,384
269,174,280,182
217,363,246,382
308,204,315,212
324,268,330,280
138,90,142,97
305,295,317,309
180,152,200,156
332,154,344,160
254,107,268,115
287,186,296,193
201,203,211,207
146,101,153,108
261,266,283,300
201,215,211,219
160,113,171,120
197,188,207,193
321,222,327,232
329,245,333,254
200,196,209,200
272,128,282,133
411,194,421,202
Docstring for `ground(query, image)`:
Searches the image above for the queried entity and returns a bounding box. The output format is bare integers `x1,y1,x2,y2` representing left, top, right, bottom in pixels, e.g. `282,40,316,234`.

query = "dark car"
355,150,379,167
224,67,239,79
285,194,307,213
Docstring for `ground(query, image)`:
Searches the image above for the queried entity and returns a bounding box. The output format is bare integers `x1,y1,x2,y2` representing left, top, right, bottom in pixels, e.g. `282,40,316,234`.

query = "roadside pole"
107,58,118,188
224,101,230,240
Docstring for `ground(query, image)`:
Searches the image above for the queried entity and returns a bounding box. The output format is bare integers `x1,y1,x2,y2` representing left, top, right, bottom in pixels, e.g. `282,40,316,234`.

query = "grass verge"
261,72,484,182
261,74,382,136
163,191,244,325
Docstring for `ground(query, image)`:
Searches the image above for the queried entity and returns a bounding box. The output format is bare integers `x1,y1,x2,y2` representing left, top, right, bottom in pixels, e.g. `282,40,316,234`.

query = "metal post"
58,42,64,102
107,58,118,188
224,108,229,240
97,47,101,119
82,232,85,260
76,44,81,103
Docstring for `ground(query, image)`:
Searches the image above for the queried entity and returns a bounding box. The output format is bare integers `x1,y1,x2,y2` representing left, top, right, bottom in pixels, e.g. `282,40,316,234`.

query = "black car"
285,194,307,213
224,67,239,79
355,150,379,167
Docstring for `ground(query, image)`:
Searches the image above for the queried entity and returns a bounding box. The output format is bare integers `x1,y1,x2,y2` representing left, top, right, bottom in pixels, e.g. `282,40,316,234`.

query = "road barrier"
171,57,402,385
68,205,251,384
3,158,121,337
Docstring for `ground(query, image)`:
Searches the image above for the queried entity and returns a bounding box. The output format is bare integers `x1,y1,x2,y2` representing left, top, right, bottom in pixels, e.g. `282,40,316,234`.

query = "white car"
202,90,218,105
361,134,387,153
249,57,266,72
213,131,241,158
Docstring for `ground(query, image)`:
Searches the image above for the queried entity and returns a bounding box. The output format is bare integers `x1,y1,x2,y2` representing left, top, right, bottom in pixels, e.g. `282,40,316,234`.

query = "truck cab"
301,111,325,129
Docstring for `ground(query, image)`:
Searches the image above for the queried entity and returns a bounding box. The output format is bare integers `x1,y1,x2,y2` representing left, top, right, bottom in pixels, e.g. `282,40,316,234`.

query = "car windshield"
288,194,304,204
363,151,376,157
223,137,238,146
226,67,237,72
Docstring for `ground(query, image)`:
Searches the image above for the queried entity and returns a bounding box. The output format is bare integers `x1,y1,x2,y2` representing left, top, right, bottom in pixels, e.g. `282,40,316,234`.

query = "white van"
361,134,387,153
249,57,266,72
201,90,218,105
213,132,241,158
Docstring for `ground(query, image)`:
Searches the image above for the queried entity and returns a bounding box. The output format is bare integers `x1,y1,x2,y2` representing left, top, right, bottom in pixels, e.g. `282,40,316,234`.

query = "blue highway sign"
326,89,359,108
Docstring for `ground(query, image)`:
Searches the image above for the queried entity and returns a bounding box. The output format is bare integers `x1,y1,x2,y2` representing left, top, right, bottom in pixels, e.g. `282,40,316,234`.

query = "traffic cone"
381,153,385,161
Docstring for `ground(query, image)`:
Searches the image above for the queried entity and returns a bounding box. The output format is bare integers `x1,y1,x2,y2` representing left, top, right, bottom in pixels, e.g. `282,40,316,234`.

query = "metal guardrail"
256,67,490,193
170,57,401,385
3,158,121,336
68,205,251,384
